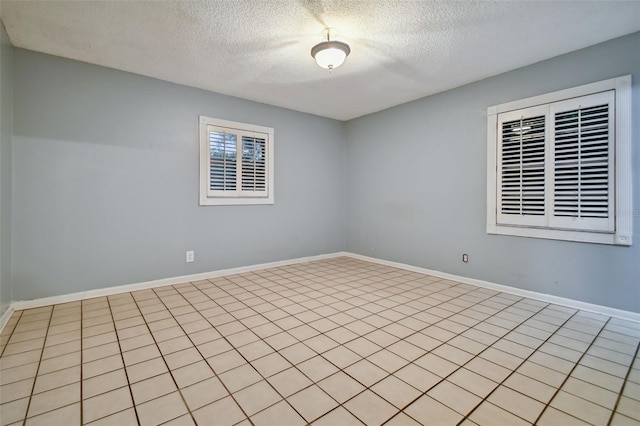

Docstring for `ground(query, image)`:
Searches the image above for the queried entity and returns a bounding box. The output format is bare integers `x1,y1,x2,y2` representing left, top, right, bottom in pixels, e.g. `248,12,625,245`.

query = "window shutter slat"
499,114,546,219
553,104,610,218
241,136,267,192
209,131,237,191
549,91,615,231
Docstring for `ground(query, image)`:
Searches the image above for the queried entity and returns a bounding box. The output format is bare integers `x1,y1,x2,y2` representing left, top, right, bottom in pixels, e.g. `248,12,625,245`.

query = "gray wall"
346,32,640,312
11,50,347,300
0,20,13,317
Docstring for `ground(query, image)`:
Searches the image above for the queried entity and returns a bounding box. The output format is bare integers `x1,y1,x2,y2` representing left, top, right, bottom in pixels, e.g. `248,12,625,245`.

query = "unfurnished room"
0,1,639,425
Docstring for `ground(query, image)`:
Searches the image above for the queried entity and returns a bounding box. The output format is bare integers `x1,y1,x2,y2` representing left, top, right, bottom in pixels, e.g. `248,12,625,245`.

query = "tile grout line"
104,296,142,426
160,279,309,424
0,310,23,358
147,285,255,425
205,262,545,424
20,307,54,426
532,316,612,425
606,337,640,426
381,295,554,424
214,269,544,424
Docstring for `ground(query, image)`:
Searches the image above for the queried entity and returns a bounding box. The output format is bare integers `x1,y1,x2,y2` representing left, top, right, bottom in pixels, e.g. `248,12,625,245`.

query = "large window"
199,116,274,206
487,76,632,246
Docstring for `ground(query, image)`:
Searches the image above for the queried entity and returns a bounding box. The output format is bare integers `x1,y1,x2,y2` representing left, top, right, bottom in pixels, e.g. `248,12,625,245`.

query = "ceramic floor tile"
3,258,640,426
537,406,591,426
193,396,247,426
468,401,531,426
218,364,261,393
125,356,168,383
27,382,80,418
550,390,612,425
251,400,306,426
298,355,339,382
312,406,364,425
503,372,556,403
371,375,421,409
136,391,189,425
404,394,464,425
344,359,388,387
180,377,229,411
0,379,34,405
82,354,124,379
385,412,422,426
24,402,80,426
82,386,133,423
172,360,214,389
428,380,482,415
317,371,366,404
0,397,30,425
0,350,42,371
344,389,397,425
562,376,619,409
394,362,441,392
250,352,292,378
617,396,640,421
234,380,282,417
131,372,177,404
287,385,338,423
268,367,313,398
487,385,545,423
82,369,128,399
37,351,80,375
206,349,246,373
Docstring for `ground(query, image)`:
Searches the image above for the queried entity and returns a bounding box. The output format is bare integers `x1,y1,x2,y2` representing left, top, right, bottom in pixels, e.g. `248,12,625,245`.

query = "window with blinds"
487,76,632,246
199,117,274,206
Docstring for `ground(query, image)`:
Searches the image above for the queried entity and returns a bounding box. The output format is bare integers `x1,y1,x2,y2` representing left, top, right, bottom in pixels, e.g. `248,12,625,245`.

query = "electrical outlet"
462,253,469,263
186,250,195,263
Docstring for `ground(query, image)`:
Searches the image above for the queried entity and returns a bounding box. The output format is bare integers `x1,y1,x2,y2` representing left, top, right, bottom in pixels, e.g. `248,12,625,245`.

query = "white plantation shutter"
241,136,267,193
487,76,631,246
497,105,549,227
550,91,615,232
199,116,273,205
208,131,237,193
495,90,616,232
206,126,269,198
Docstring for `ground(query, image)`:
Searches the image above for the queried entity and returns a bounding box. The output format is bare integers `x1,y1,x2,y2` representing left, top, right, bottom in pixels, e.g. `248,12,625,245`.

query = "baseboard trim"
344,252,640,323
8,252,348,313
3,250,638,335
0,305,16,335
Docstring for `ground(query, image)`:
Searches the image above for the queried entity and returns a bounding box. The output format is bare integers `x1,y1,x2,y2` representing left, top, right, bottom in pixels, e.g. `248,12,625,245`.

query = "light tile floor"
1,257,639,425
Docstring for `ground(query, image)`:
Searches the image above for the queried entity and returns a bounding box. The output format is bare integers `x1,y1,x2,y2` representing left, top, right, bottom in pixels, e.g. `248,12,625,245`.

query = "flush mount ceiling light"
310,28,351,71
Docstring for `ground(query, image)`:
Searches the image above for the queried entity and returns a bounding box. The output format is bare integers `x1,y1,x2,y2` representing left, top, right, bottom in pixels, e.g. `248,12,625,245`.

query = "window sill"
487,224,631,246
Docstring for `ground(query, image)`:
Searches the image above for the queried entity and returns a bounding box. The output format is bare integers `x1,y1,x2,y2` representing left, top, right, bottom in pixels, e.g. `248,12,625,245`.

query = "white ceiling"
2,1,640,121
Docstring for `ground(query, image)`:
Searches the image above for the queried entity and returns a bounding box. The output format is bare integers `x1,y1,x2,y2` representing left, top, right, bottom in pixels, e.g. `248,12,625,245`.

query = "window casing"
199,117,274,206
487,76,632,246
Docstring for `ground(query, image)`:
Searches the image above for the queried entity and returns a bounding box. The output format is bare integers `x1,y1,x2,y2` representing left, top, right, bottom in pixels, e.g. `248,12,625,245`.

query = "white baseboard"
8,251,348,313
344,252,640,323
2,250,637,336
0,305,15,335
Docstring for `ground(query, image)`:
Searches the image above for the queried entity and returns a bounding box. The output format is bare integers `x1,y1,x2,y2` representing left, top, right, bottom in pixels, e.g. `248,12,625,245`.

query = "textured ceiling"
2,1,640,121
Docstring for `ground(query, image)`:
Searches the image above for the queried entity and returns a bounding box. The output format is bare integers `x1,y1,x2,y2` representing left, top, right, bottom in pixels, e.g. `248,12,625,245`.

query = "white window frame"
487,76,632,246
199,116,274,206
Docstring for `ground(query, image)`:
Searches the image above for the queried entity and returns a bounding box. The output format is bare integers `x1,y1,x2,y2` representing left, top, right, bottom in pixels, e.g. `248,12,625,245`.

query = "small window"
487,76,632,246
199,116,274,206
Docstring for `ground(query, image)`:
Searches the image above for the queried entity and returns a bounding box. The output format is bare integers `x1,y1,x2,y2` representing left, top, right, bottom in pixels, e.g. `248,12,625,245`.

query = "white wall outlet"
186,250,195,263
462,253,469,263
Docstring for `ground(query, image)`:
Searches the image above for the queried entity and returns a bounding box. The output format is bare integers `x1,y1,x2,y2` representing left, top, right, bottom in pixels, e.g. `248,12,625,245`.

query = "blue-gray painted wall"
346,32,640,312
3,31,639,314
0,21,13,316
11,50,347,301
